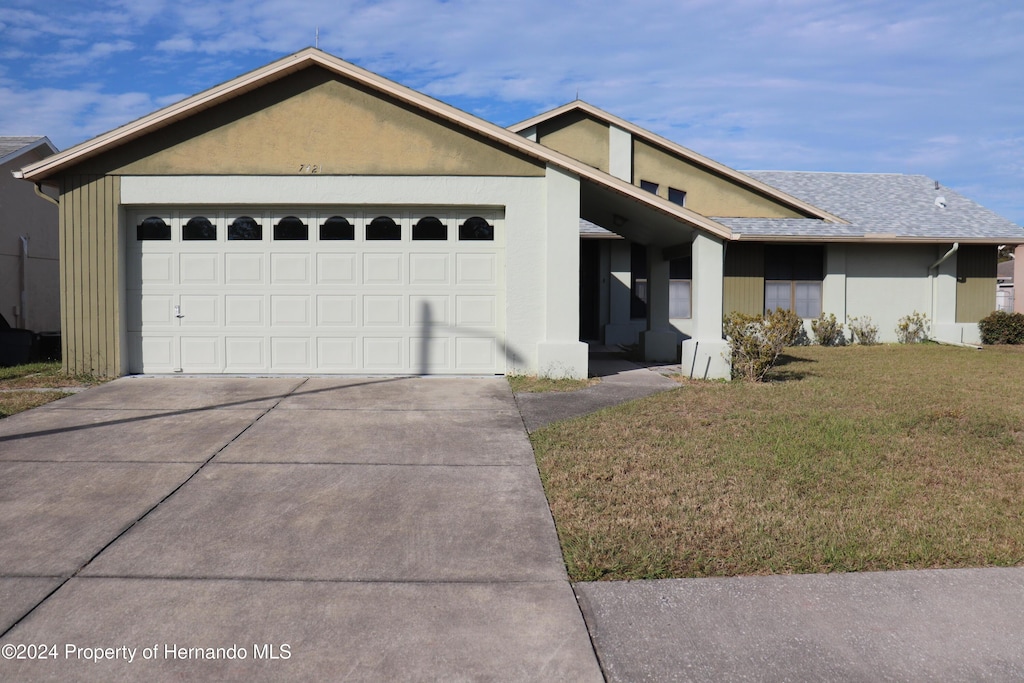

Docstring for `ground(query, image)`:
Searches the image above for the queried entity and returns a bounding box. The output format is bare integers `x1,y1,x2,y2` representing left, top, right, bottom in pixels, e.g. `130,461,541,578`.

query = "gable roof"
0,136,57,167
511,100,846,225
15,48,733,241
733,172,1024,243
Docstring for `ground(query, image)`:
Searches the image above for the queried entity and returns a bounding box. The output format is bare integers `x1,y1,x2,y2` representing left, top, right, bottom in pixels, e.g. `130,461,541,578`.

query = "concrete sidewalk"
0,376,602,681
576,568,1024,682
515,357,680,433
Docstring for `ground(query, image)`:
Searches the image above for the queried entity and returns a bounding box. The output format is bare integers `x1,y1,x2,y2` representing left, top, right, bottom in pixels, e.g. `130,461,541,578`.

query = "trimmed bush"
896,311,930,344
723,308,803,381
847,316,879,345
979,310,1024,345
811,312,844,346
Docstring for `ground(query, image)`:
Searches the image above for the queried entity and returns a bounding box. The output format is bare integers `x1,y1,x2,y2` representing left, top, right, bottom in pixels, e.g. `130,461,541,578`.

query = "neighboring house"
1,136,59,332
15,49,1024,379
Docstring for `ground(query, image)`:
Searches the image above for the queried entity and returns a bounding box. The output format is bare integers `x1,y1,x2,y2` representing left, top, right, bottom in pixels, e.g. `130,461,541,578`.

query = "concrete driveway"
0,376,602,681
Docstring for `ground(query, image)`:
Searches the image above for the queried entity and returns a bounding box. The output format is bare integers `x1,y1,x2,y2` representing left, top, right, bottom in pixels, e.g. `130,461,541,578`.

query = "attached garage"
127,208,504,374
19,48,600,379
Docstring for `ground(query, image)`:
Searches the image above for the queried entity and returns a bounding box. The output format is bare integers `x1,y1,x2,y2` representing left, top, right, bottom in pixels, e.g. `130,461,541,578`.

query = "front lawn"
532,344,1024,581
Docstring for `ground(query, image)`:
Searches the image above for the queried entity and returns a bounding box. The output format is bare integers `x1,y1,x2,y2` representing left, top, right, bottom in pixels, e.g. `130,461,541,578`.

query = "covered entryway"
127,207,506,374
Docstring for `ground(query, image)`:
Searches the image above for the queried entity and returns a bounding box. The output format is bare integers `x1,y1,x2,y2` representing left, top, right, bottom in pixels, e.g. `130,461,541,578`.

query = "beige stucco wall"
633,139,805,218
536,111,610,174
1,148,60,331
73,67,545,179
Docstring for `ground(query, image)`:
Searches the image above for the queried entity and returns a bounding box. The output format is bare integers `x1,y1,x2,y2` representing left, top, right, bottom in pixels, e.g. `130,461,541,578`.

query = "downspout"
928,242,958,337
33,182,59,206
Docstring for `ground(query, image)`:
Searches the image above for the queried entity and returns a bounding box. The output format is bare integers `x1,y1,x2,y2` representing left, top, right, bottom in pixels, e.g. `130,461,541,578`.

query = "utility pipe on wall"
928,242,958,335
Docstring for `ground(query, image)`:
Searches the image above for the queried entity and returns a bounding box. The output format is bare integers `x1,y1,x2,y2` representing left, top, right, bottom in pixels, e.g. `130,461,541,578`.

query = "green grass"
532,344,1024,581
0,361,107,419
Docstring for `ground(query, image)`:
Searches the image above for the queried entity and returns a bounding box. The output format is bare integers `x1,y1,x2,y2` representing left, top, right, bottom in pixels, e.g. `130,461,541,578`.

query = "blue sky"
2,0,1022,225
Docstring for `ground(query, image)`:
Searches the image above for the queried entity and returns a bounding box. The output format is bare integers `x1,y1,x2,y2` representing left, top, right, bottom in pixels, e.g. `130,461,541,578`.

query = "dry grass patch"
508,374,599,393
0,362,107,418
0,391,70,418
532,345,1024,580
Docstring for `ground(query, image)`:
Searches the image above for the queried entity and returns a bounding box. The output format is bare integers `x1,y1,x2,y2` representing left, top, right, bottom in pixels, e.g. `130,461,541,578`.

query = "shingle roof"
735,171,1024,241
580,218,616,236
0,136,46,158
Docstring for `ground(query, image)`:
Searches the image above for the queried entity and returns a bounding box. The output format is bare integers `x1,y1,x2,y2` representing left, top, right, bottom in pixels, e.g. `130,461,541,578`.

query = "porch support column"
640,245,677,361
681,233,731,380
537,164,589,378
1015,245,1024,314
604,240,636,345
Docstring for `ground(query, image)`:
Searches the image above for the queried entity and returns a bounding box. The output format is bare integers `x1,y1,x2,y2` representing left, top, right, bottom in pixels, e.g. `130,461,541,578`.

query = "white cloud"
0,0,1020,223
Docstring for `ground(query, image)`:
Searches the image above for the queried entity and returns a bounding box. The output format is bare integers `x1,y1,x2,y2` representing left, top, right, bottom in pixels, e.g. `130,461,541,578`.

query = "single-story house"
1,136,60,333
15,48,1024,379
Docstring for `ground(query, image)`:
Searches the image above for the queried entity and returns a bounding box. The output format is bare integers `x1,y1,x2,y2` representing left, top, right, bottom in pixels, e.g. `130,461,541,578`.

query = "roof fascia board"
732,234,1024,245
2,136,57,169
512,100,848,225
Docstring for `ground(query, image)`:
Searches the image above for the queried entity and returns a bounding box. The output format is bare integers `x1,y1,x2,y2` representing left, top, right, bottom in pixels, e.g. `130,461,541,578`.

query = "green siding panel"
59,175,122,376
956,245,997,323
724,243,765,316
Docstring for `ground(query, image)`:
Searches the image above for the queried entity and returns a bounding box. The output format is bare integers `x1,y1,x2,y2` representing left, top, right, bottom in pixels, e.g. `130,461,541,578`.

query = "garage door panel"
226,296,265,326
411,296,449,326
180,295,219,326
317,295,358,326
180,253,218,285
456,253,497,285
271,295,311,326
364,295,403,326
456,296,497,327
317,337,358,369
456,337,497,370
271,337,311,370
409,253,449,284
140,295,175,326
139,253,174,285
271,253,310,284
225,253,264,284
317,253,357,284
411,337,449,372
139,336,175,373
181,336,220,371
225,337,265,370
364,337,404,370
363,253,403,285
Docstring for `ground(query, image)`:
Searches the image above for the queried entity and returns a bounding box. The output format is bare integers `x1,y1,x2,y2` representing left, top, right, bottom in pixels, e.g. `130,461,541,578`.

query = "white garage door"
127,208,506,374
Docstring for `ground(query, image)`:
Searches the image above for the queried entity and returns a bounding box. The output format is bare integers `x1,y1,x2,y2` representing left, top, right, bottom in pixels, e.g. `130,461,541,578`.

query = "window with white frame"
764,245,823,318
631,245,692,319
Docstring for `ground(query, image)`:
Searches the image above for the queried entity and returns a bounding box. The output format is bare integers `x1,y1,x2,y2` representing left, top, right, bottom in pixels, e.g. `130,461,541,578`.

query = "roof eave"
1,136,58,169
732,234,1024,244
509,100,848,225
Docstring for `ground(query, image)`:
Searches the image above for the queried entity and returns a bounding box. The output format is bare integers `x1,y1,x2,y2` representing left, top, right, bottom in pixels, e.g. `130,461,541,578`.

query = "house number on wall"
298,164,322,174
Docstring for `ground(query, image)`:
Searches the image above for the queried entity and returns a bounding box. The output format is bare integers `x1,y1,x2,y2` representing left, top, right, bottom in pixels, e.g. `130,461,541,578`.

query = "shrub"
896,311,930,344
723,308,803,381
978,310,1024,345
810,312,844,346
847,316,879,345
